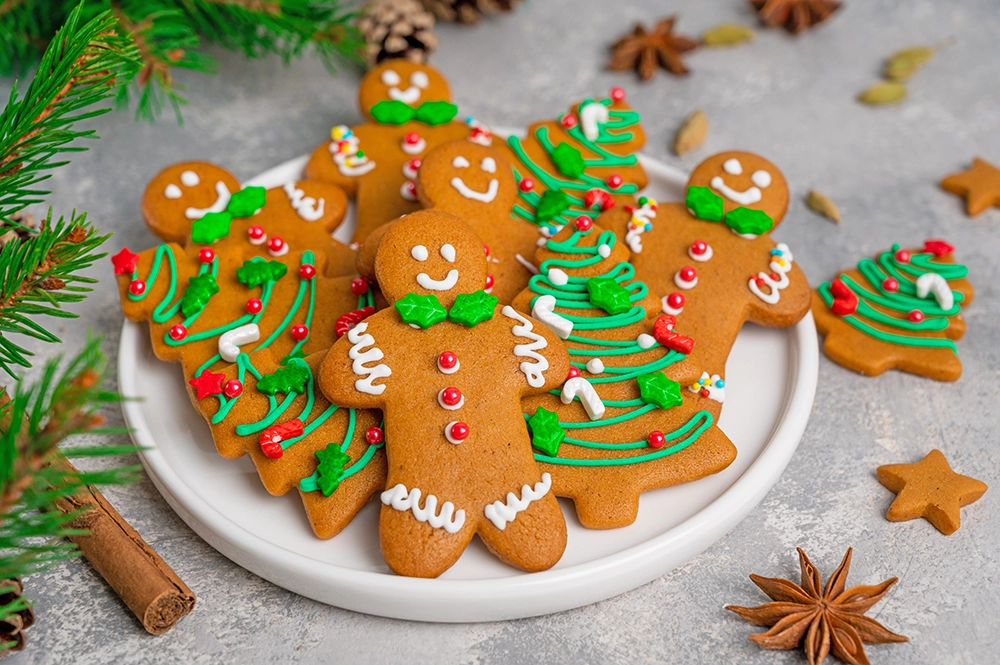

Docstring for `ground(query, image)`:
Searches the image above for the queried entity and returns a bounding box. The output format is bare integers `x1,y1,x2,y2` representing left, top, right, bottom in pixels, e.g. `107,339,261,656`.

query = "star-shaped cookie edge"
940,157,1000,216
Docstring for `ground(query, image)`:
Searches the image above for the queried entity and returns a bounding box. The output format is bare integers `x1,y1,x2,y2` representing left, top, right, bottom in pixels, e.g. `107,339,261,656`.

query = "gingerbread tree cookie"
510,218,736,528
602,151,811,385
304,61,470,244
812,239,974,381
318,210,570,578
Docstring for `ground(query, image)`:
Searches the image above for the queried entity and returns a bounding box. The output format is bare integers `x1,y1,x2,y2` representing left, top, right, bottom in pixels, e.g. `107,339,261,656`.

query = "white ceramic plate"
119,152,818,622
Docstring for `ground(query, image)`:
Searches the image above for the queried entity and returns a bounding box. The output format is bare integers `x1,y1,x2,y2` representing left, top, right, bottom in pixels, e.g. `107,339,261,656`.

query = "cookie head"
374,211,487,308
688,152,789,229
359,62,451,117
417,141,517,212
142,161,241,244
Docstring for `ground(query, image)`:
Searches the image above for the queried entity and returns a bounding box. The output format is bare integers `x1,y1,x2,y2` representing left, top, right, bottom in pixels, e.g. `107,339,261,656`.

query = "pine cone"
358,0,439,68
421,0,523,24
0,579,34,653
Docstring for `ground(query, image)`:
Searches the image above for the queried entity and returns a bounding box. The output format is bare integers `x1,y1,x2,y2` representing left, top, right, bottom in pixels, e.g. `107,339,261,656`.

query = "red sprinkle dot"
268,236,285,252
246,298,263,314
666,292,685,309
882,277,899,293
299,264,316,280
404,131,421,145
351,277,369,295
690,240,707,256
483,243,490,257
441,387,462,407
610,86,626,102
365,426,384,446
754,275,767,287
447,421,470,442
647,431,666,449
406,181,417,195
248,225,265,240
575,216,593,232
485,273,495,289
769,272,779,281
680,266,697,282
169,324,187,341
408,158,422,171
567,366,581,380
290,324,309,341
438,351,458,370
198,247,215,263
908,310,925,323
561,115,578,129
894,249,911,263
224,379,243,398
128,279,146,296
700,388,711,398
607,174,623,189
519,178,534,193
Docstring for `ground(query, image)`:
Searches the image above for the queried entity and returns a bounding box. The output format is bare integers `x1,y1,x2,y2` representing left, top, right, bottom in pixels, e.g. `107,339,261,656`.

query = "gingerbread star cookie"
877,449,987,535
940,157,1000,216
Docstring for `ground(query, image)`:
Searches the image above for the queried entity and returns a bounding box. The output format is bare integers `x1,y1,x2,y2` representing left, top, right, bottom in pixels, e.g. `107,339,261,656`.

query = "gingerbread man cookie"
318,210,570,578
511,218,736,528
812,239,973,381
305,61,470,245
602,151,811,385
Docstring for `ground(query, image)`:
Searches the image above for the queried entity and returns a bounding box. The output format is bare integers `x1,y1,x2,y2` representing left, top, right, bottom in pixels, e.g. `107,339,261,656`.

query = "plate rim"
120,151,818,623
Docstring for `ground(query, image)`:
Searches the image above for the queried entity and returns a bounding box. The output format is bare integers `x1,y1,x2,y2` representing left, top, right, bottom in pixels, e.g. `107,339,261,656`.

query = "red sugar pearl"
690,240,708,256
647,431,666,449
128,279,146,296
700,388,711,398
882,277,899,292
365,426,384,446
299,264,316,279
290,324,309,341
223,379,243,398
561,115,577,129
246,298,263,314
351,277,369,295
908,310,925,323
169,324,187,341
894,249,911,263
438,351,457,370
679,266,697,282
666,292,685,309
268,236,286,252
610,86,626,102
441,387,462,407
606,173,623,189
248,225,265,241
198,247,215,263
404,131,421,145
519,178,534,193
483,244,490,258
408,158,422,171
567,366,581,380
485,273,495,290
447,421,470,442
575,216,593,232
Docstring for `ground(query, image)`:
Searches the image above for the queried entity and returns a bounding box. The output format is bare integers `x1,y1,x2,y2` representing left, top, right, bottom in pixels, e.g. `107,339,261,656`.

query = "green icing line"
559,403,656,429
128,245,182,323
257,250,315,351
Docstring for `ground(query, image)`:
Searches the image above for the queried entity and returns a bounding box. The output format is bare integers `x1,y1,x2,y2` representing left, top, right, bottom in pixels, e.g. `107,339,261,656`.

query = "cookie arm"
744,243,812,328
304,141,361,198
316,313,391,410
498,305,570,396
115,243,197,323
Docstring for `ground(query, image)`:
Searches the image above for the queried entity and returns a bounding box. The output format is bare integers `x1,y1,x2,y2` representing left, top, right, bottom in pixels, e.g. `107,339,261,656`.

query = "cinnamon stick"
52,459,195,634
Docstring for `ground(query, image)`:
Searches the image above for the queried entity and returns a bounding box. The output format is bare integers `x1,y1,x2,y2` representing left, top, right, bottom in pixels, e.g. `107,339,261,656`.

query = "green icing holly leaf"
370,99,416,125
685,186,724,222
725,207,774,235
228,186,266,218
314,443,351,497
256,361,310,395
415,101,458,125
551,142,585,179
637,373,683,410
395,293,447,329
449,290,498,327
180,272,219,318
190,211,232,244
586,277,632,315
236,259,288,288
535,189,571,224
528,407,565,457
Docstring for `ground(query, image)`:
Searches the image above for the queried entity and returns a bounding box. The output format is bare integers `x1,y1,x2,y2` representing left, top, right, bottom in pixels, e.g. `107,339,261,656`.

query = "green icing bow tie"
395,290,498,329
191,185,267,245
370,100,459,127
685,186,774,236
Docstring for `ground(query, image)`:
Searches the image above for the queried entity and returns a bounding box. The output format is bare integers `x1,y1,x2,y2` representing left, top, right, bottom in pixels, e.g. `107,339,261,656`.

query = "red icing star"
924,239,955,257
111,248,139,275
189,369,226,399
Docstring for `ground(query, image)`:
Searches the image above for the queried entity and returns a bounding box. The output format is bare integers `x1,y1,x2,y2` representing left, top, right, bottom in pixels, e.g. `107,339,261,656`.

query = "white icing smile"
185,181,231,220
710,158,773,206
450,177,499,203
382,69,429,105
417,269,459,290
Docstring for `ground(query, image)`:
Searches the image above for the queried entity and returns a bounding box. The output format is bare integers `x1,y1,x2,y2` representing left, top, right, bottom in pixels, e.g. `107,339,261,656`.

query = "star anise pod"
727,548,908,665
608,17,698,80
750,0,843,34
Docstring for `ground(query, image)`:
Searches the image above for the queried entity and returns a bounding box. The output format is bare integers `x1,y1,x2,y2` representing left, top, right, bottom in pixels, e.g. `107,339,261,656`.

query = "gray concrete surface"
3,0,999,662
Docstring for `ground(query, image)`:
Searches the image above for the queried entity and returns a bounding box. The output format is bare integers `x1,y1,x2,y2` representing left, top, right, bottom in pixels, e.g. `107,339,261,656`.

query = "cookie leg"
479,478,567,572
378,497,476,578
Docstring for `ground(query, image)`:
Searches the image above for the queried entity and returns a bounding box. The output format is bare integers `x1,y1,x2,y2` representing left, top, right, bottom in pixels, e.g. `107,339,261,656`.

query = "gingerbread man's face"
374,211,487,308
418,141,517,212
142,162,241,244
359,62,451,117
688,152,789,228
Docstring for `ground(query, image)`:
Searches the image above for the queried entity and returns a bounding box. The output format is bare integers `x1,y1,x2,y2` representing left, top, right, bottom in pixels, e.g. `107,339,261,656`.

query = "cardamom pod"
806,190,841,224
858,81,907,106
673,109,708,156
884,46,935,80
702,23,755,47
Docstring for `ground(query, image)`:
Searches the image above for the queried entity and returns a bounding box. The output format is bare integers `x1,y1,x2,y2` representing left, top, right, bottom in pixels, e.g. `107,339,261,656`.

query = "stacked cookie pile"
111,61,972,578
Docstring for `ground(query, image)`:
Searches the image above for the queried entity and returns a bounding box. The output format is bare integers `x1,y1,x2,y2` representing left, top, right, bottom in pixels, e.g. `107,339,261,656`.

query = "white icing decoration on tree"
560,377,605,420
579,102,610,142
218,323,260,362
916,272,954,310
531,295,573,339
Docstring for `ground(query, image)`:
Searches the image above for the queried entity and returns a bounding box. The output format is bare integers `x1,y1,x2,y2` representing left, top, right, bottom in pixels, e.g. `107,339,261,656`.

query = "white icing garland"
625,199,657,254
282,182,325,222
484,473,552,531
748,243,794,305
501,306,550,388
381,484,465,533
347,322,391,395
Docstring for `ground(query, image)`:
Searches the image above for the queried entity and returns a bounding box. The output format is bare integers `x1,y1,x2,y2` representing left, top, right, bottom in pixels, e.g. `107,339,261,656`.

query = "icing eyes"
411,245,429,261
410,71,429,89
165,170,200,198
481,157,496,173
723,159,743,175
381,69,401,86
452,156,470,168
440,244,456,262
751,170,772,188
164,184,182,199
